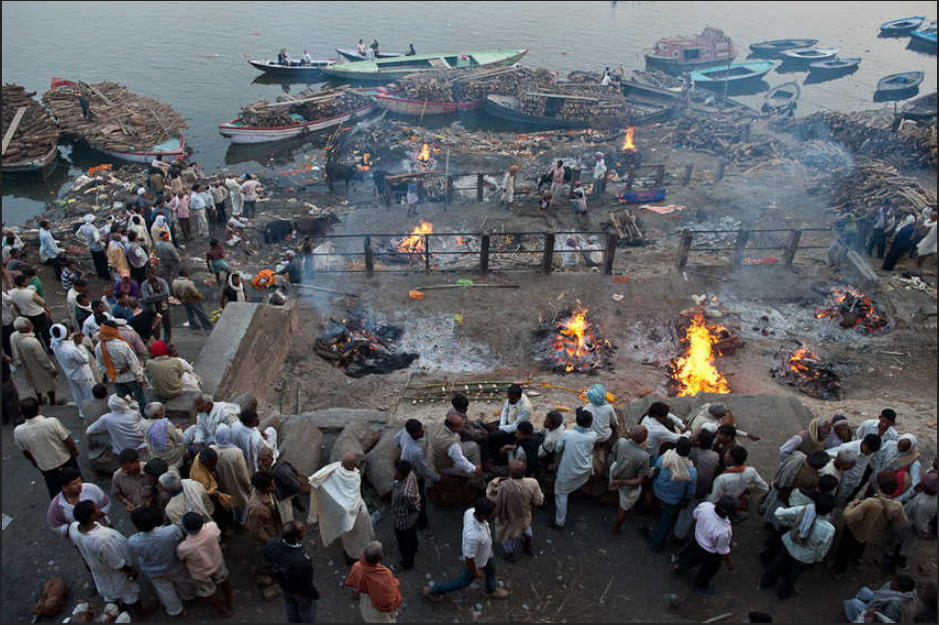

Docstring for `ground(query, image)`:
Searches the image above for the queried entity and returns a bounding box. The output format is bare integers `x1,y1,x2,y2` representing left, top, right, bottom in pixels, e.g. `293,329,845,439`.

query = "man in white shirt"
86,394,146,455
640,401,688,458
760,498,837,600
591,152,608,200
673,497,736,593
552,408,598,529
424,499,509,601
38,220,65,279
79,214,110,280
827,434,883,503
49,324,95,419
708,446,769,519
191,394,240,447
856,409,899,443
488,384,532,459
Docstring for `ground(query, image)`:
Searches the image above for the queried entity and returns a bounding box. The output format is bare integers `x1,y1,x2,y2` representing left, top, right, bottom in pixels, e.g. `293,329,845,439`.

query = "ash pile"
772,344,842,401
314,309,418,378
532,307,616,374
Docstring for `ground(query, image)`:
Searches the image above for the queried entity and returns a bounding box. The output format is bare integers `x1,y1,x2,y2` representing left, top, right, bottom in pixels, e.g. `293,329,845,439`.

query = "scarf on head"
50,323,68,349
802,417,828,452
882,434,919,471
215,423,237,449
826,414,852,448
147,417,169,451
789,503,818,545
227,273,246,302
584,384,608,407
98,324,130,380
661,449,692,482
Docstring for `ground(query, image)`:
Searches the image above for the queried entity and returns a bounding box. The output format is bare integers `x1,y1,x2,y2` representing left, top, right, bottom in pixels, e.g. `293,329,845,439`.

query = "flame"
417,142,431,162
789,345,816,377
814,287,885,333
621,126,637,152
548,307,610,373
358,152,371,171
670,314,730,397
397,220,433,255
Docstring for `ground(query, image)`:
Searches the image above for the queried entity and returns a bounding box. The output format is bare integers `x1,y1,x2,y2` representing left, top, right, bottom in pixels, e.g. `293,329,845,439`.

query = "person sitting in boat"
357,39,368,57
365,46,376,60
370,39,380,54
301,49,313,66
277,48,293,66
601,68,612,87
406,43,416,56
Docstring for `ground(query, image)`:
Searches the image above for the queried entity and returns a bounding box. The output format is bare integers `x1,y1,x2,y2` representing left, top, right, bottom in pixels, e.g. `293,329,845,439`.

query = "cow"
325,162,363,193
263,219,294,244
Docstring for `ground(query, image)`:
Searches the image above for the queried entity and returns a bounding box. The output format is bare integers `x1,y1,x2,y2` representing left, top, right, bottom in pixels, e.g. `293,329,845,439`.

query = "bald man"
308,452,375,562
610,426,651,535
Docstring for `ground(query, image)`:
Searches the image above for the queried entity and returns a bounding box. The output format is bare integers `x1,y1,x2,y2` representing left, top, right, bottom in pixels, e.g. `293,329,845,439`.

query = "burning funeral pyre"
534,307,616,374
668,313,731,397
615,126,643,176
772,344,842,400
384,221,480,268
814,286,888,334
314,310,418,378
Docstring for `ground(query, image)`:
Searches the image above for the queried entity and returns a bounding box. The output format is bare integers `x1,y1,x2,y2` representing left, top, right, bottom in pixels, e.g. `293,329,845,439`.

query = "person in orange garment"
344,541,402,623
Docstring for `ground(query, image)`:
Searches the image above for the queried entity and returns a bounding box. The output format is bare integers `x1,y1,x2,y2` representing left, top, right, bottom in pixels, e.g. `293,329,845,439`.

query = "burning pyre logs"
314,311,417,378
815,286,888,334
533,307,616,374
668,313,732,397
772,345,841,400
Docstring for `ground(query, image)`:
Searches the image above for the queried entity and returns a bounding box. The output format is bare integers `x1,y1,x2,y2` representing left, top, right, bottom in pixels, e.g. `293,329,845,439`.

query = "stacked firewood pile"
808,159,937,218
2,84,59,165
394,66,556,103
603,209,645,246
42,81,185,151
783,140,854,171
239,88,373,128
773,110,937,169
674,111,777,163
518,85,630,121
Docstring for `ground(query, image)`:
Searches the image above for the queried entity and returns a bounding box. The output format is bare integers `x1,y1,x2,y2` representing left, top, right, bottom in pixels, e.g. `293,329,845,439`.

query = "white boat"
219,104,375,144
97,133,186,163
780,47,839,61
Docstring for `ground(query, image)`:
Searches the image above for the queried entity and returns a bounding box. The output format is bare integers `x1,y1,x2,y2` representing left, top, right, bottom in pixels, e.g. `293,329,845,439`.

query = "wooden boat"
644,27,735,75
483,94,591,129
2,84,60,175
219,87,378,144
780,47,839,62
808,57,862,72
909,21,937,47
688,60,778,87
748,39,818,56
374,90,482,115
336,47,404,61
687,90,760,117
880,17,926,35
761,82,800,114
98,133,186,163
877,71,925,92
247,58,334,77
900,92,937,120
321,49,528,83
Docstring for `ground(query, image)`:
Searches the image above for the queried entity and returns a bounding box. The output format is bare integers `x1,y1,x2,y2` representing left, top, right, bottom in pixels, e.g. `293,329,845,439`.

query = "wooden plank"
263,88,348,108
675,230,693,270
527,92,601,102
603,233,617,275
1,107,27,156
79,81,114,106
364,236,375,277
479,235,490,274
542,233,556,274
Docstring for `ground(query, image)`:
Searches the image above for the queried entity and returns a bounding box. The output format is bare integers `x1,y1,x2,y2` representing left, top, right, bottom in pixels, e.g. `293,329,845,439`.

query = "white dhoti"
68,377,95,418
359,594,397,623
341,504,375,559
308,462,374,558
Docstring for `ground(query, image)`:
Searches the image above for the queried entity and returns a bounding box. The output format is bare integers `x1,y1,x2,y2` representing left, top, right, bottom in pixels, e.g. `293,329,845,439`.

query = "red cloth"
344,559,402,613
149,340,168,357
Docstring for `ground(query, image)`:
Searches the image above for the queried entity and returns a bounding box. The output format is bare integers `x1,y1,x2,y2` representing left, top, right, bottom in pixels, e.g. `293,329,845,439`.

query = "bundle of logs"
772,345,842,401
603,209,645,246
2,84,59,165
774,110,937,170
313,312,418,378
42,81,185,151
518,85,631,121
674,111,777,164
395,66,556,103
808,158,937,219
239,87,373,128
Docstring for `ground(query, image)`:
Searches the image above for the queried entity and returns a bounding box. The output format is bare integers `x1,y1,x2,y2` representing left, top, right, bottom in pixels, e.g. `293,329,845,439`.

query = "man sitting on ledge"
429,413,484,500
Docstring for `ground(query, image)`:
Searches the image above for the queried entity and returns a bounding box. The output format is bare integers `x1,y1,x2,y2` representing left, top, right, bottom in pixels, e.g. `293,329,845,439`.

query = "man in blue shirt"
645,436,696,552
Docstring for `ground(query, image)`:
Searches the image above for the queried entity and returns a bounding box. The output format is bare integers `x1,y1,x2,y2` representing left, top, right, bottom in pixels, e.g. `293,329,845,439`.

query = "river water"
2,0,936,224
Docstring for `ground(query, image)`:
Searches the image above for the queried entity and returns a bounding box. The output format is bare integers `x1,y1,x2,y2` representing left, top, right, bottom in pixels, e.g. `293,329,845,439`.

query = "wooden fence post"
542,233,555,274
675,229,693,270
785,229,802,266
476,174,484,202
364,236,374,277
424,234,431,274
626,169,635,192
732,230,750,270
603,234,617,275
446,175,454,201
479,235,490,275
681,164,694,186
654,164,665,187
715,160,726,181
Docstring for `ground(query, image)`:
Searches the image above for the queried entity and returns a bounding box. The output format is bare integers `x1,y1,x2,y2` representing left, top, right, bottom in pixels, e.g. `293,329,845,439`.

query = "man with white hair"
308,452,375,562
191,394,240,446
79,214,110,280
591,151,607,200
144,402,187,470
160,470,215,526
344,540,402,622
85,394,146,456
49,324,94,419
821,448,858,506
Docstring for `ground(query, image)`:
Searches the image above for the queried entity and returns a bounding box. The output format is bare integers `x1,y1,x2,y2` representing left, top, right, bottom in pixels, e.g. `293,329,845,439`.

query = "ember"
621,126,637,152
534,307,616,374
772,344,841,400
416,142,431,163
395,220,433,260
815,286,888,334
669,313,730,397
314,310,418,378
357,152,371,171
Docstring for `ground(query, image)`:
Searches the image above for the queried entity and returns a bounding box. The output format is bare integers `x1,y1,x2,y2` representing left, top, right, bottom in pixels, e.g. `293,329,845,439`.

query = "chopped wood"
237,86,372,128
2,84,59,165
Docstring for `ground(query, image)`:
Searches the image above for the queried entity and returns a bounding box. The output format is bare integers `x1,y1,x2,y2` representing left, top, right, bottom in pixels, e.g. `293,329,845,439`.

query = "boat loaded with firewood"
688,60,778,88
219,86,378,143
42,78,186,163
748,38,818,56
321,48,529,83
644,26,736,75
247,57,335,78
2,84,59,176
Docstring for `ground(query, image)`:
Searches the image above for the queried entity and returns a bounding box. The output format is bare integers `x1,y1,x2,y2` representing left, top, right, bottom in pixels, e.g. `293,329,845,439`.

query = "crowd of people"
830,204,937,272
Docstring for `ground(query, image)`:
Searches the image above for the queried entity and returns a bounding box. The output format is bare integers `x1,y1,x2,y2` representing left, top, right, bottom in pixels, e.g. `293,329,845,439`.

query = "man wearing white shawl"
308,453,374,561
50,324,95,419
191,394,240,446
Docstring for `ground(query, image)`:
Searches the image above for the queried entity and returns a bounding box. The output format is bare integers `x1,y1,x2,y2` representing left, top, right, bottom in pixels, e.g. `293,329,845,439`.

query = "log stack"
41,81,185,151
809,159,937,220
239,87,373,128
394,66,556,103
2,84,59,167
674,111,778,164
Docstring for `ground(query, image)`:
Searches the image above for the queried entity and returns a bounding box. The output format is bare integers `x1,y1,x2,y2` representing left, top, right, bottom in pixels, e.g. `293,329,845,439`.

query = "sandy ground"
3,118,937,623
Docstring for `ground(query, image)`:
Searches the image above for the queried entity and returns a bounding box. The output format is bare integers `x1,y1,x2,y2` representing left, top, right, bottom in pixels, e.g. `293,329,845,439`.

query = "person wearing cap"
145,341,185,401
686,403,760,442
500,165,517,212
49,324,94,418
856,409,899,443
826,414,854,448
79,215,110,280
673,495,736,594
591,152,607,200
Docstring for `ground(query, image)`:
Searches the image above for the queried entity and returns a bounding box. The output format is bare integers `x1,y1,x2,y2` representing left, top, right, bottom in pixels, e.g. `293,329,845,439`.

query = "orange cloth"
98,324,130,380
343,559,402,613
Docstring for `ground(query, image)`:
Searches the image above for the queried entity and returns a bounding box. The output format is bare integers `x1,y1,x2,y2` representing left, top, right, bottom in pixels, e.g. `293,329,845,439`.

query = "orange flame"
671,314,730,397
397,220,433,255
554,308,590,373
417,142,431,162
621,126,637,152
788,345,821,378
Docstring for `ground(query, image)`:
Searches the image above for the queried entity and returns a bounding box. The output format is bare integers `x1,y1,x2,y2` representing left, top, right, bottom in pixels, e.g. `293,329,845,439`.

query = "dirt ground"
3,115,937,623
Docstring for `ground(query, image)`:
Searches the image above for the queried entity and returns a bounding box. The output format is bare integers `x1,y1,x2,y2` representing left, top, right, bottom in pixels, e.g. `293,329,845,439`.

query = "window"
683,49,701,61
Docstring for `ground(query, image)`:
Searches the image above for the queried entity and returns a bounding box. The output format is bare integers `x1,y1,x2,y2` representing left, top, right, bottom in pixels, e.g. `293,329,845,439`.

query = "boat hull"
808,58,862,72
689,61,778,86
483,95,588,129
95,133,186,163
880,17,926,34
780,47,839,62
644,54,736,76
877,72,925,92
749,39,818,55
374,93,481,115
247,59,332,77
1,143,58,175
900,92,937,120
909,29,937,46
336,48,403,61
321,49,528,83
219,105,375,144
